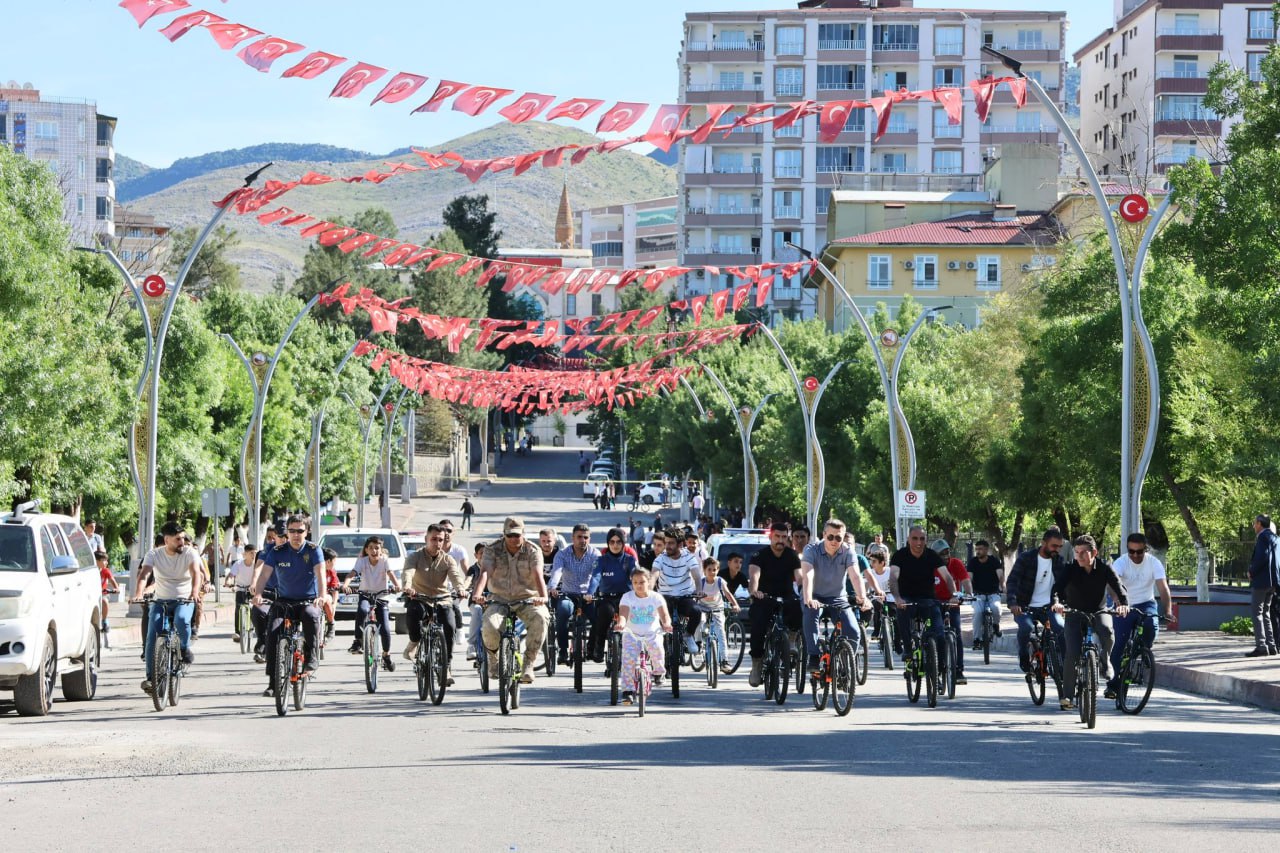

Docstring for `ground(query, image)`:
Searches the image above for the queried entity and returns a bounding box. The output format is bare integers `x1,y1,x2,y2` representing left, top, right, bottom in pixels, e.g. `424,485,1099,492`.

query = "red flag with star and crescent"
119,0,190,27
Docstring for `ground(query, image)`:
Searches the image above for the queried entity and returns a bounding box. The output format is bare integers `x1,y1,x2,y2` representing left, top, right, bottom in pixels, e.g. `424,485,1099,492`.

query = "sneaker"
348,641,362,654
622,691,634,705
255,642,266,656
1103,684,1117,700
1060,698,1075,711
721,661,733,675
1245,647,1269,658
973,640,982,651
749,657,763,687
262,686,273,697
304,658,319,673
519,671,534,685
190,630,199,641
232,633,241,643
324,622,335,643
382,655,395,672
403,641,419,661
140,680,154,696
254,653,265,664
1270,647,1279,656
955,673,967,686
557,651,569,666
994,627,1003,637
653,675,663,687
180,648,194,665
466,649,477,661
445,668,455,687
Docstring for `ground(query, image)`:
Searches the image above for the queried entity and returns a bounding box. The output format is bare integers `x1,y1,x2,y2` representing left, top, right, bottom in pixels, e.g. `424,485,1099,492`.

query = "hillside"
114,154,153,186
124,123,677,291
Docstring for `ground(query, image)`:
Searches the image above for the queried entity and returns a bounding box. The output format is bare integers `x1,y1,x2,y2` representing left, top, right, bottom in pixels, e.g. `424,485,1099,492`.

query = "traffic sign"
201,487,230,518
896,489,926,519
1118,194,1149,223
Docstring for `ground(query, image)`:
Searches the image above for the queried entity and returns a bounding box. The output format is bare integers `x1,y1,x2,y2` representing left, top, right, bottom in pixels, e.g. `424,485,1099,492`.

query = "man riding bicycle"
888,526,953,661
1007,527,1068,676
252,516,325,694
747,525,803,687
800,519,872,673
1051,534,1129,710
473,517,549,685
652,527,704,664
548,523,600,666
135,521,201,697
1108,532,1175,696
403,524,467,685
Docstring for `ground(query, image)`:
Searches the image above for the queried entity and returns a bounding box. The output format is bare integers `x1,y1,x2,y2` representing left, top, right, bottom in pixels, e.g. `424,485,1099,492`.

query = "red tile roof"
831,212,1060,247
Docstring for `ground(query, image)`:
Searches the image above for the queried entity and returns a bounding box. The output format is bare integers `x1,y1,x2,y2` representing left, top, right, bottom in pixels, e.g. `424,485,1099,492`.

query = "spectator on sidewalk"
83,519,105,554
1246,514,1280,657
460,497,475,530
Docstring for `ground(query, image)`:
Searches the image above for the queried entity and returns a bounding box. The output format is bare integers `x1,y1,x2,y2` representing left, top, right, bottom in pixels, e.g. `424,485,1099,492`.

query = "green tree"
443,194,502,259
165,225,241,295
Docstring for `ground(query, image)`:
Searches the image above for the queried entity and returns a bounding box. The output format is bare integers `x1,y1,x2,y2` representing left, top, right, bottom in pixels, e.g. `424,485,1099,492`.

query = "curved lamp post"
380,387,412,528
697,362,773,527
984,46,1169,547
345,381,395,529
304,339,361,526
221,293,321,547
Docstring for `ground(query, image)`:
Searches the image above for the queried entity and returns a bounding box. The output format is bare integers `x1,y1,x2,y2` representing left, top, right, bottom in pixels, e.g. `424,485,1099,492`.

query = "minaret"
554,182,575,249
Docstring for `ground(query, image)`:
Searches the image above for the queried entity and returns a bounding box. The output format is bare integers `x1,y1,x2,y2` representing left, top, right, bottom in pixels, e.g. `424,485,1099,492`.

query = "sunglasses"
440,528,453,533
825,535,842,542
287,528,307,534
1127,548,1146,555
504,532,522,538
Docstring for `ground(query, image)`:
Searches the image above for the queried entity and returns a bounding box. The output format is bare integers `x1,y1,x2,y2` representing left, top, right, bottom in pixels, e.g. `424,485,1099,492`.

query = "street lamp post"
697,362,773,527
380,387,412,527
983,46,1168,548
304,339,361,528
222,293,321,547
346,382,395,529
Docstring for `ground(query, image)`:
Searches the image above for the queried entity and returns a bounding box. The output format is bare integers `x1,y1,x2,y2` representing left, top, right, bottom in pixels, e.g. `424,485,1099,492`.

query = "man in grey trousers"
1246,514,1280,658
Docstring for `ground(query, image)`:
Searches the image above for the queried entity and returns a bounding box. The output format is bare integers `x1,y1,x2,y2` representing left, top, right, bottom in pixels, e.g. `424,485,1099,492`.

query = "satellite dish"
6,81,17,89
23,82,34,90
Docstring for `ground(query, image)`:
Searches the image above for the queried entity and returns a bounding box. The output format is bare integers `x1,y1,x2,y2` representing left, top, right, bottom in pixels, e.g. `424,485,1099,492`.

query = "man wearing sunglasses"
1108,532,1175,693
800,519,872,674
888,525,952,663
252,516,325,691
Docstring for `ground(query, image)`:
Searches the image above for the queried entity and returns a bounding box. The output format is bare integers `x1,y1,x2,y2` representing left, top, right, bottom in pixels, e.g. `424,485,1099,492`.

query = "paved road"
4,449,1278,850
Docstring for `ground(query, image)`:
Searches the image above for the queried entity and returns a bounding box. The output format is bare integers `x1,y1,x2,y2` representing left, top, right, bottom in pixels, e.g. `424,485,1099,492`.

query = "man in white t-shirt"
1108,532,1175,693
651,528,703,655
223,543,259,644
1007,527,1067,676
133,521,201,696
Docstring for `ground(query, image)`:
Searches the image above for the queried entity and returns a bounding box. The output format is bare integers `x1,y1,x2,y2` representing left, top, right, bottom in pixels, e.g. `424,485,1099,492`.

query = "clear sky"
8,1,1111,167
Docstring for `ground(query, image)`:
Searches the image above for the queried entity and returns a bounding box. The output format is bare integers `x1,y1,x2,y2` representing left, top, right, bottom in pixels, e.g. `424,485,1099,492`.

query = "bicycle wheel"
429,634,447,706
509,657,521,711
774,636,789,705
764,654,778,702
239,607,251,654
856,628,869,686
544,613,557,677
478,647,490,694
417,635,430,702
924,637,938,708
168,640,182,708
293,663,306,711
982,614,993,666
812,657,829,711
905,644,921,704
669,629,681,699
1027,644,1046,706
726,618,746,674
498,636,514,715
274,637,291,717
572,623,584,695
637,666,646,718
1118,646,1156,715
794,647,806,696
881,618,895,670
151,635,169,712
364,623,379,694
1081,650,1098,729
706,640,718,689
608,633,621,706
689,627,706,673
832,639,856,717
944,633,957,700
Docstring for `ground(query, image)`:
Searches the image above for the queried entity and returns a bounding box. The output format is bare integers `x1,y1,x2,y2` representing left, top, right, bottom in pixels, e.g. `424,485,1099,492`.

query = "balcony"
705,129,763,144
912,279,939,290
1250,27,1276,42
685,83,766,103
684,170,764,187
1154,72,1209,95
773,205,801,220
776,41,805,57
1154,154,1197,173
818,39,866,51
683,246,762,266
833,172,982,192
934,40,964,57
873,42,919,57
987,40,1061,62
1154,117,1222,137
684,40,765,62
932,124,963,139
867,278,892,290
775,83,804,97
877,126,918,145
773,164,803,179
975,278,1002,291
1155,30,1223,52
684,206,763,227
980,125,1058,143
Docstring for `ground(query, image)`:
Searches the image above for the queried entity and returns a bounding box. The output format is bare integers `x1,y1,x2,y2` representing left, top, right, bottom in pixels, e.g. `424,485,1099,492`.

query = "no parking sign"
897,489,926,519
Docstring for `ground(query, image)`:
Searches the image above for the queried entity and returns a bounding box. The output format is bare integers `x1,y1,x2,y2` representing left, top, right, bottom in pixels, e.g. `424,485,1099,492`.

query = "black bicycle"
870,596,896,671
661,596,693,700
971,595,1001,665
1063,608,1106,729
760,596,794,705
270,598,314,717
723,605,747,674
809,605,856,716
140,594,192,713
408,592,452,705
541,596,559,677
1115,614,1169,715
357,590,391,694
606,624,623,705
565,593,592,695
939,601,961,700
1024,608,1064,707
489,598,536,715
902,602,941,708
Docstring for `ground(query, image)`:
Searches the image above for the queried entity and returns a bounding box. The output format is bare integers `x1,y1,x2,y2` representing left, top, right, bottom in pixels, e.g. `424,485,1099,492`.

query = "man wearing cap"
473,517,549,684
931,539,972,685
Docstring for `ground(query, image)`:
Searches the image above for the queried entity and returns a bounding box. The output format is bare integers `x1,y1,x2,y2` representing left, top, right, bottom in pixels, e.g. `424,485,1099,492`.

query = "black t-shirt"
967,555,1002,595
891,546,943,600
750,546,801,599
721,567,749,596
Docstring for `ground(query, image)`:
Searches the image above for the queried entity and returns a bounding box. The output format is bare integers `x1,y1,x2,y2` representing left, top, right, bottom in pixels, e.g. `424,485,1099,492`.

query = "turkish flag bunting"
454,256,485,276
969,77,999,123
613,310,642,333
278,214,315,228
382,244,422,266
819,100,858,142
635,305,666,330
453,85,515,116
513,152,542,176
299,220,338,238
256,206,295,225
546,97,605,121
931,87,964,124
237,36,304,72
330,63,387,99
425,253,464,272
120,0,190,27
711,289,730,320
691,104,735,143
724,103,773,133
477,261,507,289
361,238,400,258
281,51,347,79
772,101,815,130
413,80,468,113
690,295,708,325
318,227,357,246
542,269,570,295
596,102,648,134
499,92,556,123
869,96,895,141
337,233,379,254
368,306,398,335
732,284,752,311
371,72,429,105
643,105,691,152
1006,77,1028,108
204,23,263,50
159,10,226,41
755,277,774,307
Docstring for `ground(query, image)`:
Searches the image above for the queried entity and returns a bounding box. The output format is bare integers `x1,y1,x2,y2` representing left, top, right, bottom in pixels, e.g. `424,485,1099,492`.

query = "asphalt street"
2,450,1277,851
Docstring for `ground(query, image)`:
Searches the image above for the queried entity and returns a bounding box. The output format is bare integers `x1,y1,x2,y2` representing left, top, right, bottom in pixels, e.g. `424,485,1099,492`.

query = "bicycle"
870,596,896,671
565,593,592,695
723,605,747,674
760,596,794,705
940,598,966,700
809,605,856,716
1114,614,1168,715
490,598,536,715
1062,607,1107,729
408,593,452,706
622,627,659,717
689,605,732,688
852,607,869,687
606,625,623,705
140,594,192,713
540,596,558,677
901,602,941,708
661,597,692,700
234,587,254,655
358,590,391,694
1024,608,1064,707
269,598,313,717
971,595,1001,665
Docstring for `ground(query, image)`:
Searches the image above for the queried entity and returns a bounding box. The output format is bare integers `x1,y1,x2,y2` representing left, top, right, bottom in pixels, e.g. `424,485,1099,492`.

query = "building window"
932,149,962,174
1171,140,1197,164
775,26,804,55
815,187,832,214
591,241,622,258
1249,9,1275,40
718,70,745,90
933,108,961,139
934,26,963,55
773,106,804,138
913,255,938,288
772,231,802,262
844,109,866,133
976,255,1001,289
77,157,86,179
873,24,918,51
120,250,132,262
817,146,859,172
1172,13,1200,35
1159,95,1217,120
590,294,603,315
881,70,909,92
818,64,863,90
78,118,86,141
1172,55,1199,78
76,194,85,215
717,234,746,254
774,148,802,179
1016,29,1044,50
715,152,744,173
818,22,865,50
0,115,6,143
96,158,112,182
95,196,112,221
96,120,112,145
1016,110,1043,131
775,66,804,97
868,255,891,289
1248,53,1265,82
773,189,801,219
934,66,962,87
33,120,58,141
137,251,150,264
880,152,907,173
566,293,577,315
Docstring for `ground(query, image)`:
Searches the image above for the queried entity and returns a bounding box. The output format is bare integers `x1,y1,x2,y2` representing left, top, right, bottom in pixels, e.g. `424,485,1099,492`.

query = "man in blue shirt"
549,523,600,665
252,515,325,693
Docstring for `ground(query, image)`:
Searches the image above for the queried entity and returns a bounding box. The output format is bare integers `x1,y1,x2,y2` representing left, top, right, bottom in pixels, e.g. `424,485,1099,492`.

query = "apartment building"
577,196,679,271
113,209,171,277
1075,0,1276,179
0,82,116,242
678,0,1067,320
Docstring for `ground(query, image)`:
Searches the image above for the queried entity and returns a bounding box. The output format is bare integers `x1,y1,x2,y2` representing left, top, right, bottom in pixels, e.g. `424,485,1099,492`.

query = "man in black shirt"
747,526,803,687
720,552,750,598
967,540,1005,650
1051,534,1129,710
889,526,954,660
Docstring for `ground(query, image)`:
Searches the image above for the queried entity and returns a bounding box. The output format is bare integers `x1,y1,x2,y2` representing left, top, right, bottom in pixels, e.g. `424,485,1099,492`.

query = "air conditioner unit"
903,260,915,270
965,261,977,270
1021,263,1033,272
695,269,705,278
947,261,960,270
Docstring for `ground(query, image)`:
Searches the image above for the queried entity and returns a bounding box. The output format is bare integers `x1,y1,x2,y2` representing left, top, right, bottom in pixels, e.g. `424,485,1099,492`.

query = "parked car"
0,501,102,716
583,471,612,498
638,480,683,506
704,528,772,602
316,528,408,631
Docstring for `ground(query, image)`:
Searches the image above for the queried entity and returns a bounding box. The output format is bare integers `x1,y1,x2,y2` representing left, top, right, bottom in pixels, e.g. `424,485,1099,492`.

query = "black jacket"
1005,547,1066,608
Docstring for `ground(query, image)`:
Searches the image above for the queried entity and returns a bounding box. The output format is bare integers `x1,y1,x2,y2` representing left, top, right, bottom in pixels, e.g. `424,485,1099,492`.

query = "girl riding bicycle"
343,536,401,671
616,567,672,704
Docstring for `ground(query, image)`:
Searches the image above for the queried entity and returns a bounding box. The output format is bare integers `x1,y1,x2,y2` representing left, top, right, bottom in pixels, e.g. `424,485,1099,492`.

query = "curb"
1156,661,1280,712
104,603,234,649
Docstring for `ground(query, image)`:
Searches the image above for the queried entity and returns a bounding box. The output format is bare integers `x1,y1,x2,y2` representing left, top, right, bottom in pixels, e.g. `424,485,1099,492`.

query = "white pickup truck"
0,501,102,716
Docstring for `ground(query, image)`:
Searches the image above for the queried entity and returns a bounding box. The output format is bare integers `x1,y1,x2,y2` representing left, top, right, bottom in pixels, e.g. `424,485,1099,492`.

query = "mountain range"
120,123,677,292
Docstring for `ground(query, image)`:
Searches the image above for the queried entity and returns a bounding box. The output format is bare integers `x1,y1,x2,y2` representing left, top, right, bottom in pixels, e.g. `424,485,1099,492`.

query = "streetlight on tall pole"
696,362,773,527
345,381,395,529
304,339,362,527
380,387,412,528
983,46,1169,547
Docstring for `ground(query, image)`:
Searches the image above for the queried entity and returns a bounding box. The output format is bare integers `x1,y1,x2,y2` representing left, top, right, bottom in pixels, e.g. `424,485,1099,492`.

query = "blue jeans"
802,596,860,658
701,608,728,660
1111,599,1159,678
144,599,194,681
551,594,575,652
971,593,1002,641
896,599,944,660
1015,606,1064,670
356,596,392,650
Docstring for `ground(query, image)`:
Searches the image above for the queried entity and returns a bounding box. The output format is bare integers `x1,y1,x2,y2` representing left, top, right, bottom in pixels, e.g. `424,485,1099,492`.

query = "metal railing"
686,82,765,92
712,165,763,174
1156,27,1220,37
982,124,1047,133
686,205,763,215
867,278,893,290
775,83,804,96
975,278,1002,290
933,124,963,138
1156,70,1210,78
873,42,919,52
687,40,764,51
912,279,939,290
818,39,866,51
990,40,1059,51
776,41,805,55
773,205,800,218
1249,27,1275,40
934,41,965,55
775,124,803,138
774,164,802,178
1157,107,1220,121
816,81,864,90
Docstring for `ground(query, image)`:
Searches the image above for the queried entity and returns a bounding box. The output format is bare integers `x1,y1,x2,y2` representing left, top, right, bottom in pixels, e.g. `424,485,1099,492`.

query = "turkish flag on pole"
969,77,1000,123
413,80,468,113
453,85,515,116
819,101,856,143
204,23,263,50
119,0,190,27
281,51,347,79
546,98,605,121
371,72,429,105
330,63,387,99
596,102,648,134
159,11,226,41
499,92,555,123
711,289,730,320
237,36,304,73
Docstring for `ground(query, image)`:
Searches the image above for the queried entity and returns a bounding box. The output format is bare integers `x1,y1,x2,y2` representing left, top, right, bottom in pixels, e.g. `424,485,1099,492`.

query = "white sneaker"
403,641,419,661
466,649,477,661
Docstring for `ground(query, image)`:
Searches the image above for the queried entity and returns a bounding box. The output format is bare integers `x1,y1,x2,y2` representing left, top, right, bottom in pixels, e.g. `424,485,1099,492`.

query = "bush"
1220,616,1253,636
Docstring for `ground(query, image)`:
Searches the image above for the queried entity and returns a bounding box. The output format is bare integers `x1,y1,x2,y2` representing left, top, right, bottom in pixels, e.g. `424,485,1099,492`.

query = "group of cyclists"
129,509,1175,716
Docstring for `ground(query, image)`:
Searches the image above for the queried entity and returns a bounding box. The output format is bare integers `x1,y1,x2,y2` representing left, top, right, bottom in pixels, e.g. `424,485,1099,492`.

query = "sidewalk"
104,601,235,649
